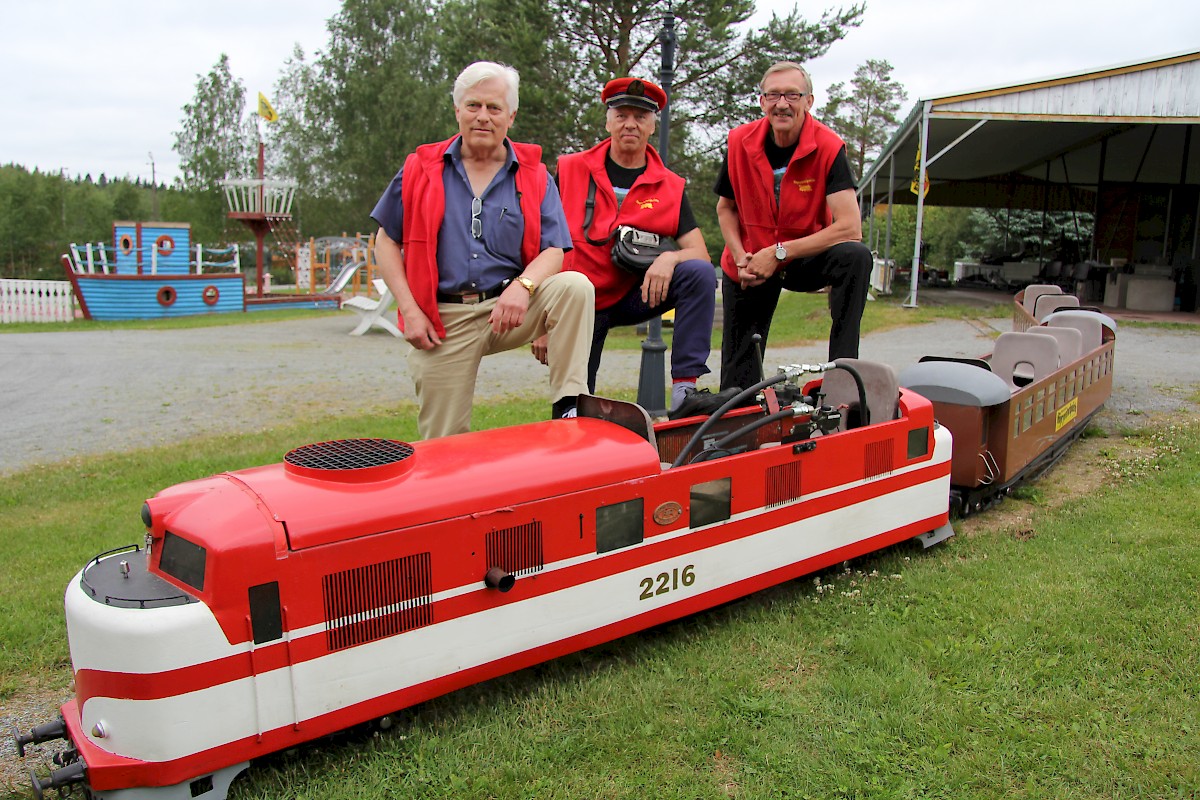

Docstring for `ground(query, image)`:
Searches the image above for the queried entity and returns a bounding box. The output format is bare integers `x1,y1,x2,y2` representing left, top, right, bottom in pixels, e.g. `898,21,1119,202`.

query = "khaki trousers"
408,271,594,439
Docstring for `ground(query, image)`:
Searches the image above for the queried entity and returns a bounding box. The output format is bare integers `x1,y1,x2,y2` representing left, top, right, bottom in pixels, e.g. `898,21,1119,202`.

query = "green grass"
3,400,1197,799
0,307,337,334
1119,320,1199,332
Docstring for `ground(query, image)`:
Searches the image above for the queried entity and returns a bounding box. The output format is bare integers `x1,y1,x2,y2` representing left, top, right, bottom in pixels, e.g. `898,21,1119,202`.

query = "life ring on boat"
156,235,175,258
157,286,177,307
118,234,134,255
202,285,220,306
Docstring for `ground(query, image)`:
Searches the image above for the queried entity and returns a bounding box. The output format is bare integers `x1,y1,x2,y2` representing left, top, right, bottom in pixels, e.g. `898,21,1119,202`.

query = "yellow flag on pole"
910,145,929,198
258,92,279,123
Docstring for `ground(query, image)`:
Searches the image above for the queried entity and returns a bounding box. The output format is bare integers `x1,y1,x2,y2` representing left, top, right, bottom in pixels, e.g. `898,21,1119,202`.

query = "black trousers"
719,241,872,392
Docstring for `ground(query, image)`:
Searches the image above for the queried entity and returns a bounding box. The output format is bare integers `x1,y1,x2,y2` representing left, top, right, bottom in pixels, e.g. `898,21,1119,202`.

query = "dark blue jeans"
588,258,717,393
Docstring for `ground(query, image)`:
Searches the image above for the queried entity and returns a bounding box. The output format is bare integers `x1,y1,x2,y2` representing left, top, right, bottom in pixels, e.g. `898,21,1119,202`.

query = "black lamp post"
635,8,676,412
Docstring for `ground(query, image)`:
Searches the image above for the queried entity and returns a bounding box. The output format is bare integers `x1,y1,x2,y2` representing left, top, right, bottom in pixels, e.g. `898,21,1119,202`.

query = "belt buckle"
461,291,483,304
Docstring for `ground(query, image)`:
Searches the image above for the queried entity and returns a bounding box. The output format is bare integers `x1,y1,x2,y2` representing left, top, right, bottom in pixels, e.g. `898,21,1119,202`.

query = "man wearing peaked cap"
542,77,729,418
601,77,667,111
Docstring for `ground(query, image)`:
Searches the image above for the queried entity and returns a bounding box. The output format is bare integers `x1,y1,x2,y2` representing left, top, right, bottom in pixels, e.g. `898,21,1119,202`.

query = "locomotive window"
596,499,643,554
249,582,283,644
690,477,731,528
160,531,206,591
907,427,929,459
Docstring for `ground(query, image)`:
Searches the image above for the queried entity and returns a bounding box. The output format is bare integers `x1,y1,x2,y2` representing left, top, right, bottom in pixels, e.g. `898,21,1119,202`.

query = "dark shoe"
668,386,743,420
552,396,578,419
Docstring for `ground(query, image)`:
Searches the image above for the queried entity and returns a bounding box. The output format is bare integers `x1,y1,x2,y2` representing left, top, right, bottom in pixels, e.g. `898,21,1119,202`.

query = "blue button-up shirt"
371,137,572,295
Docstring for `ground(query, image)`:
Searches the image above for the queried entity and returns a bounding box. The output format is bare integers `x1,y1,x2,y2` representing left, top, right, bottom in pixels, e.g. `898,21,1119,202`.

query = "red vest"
557,140,686,309
400,136,547,336
720,115,844,280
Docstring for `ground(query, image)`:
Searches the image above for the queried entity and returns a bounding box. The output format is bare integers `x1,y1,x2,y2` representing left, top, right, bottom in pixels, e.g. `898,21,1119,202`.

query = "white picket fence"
0,279,76,323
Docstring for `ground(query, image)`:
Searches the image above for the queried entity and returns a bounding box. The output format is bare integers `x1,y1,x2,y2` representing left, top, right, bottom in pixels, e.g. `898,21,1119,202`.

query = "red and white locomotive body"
36,364,954,799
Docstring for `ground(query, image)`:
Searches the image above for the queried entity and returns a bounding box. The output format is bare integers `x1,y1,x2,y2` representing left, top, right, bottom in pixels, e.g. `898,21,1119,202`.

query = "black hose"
670,374,787,468
829,359,871,428
709,407,798,454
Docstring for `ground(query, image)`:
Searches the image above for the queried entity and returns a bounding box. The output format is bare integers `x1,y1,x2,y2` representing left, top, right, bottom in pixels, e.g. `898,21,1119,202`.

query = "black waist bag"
584,177,678,277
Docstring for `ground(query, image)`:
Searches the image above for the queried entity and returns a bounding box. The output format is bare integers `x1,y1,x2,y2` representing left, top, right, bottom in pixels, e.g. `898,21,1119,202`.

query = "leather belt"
436,279,511,305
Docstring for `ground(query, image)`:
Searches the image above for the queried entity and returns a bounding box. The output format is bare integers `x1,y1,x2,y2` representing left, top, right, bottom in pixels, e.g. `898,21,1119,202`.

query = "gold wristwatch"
515,276,536,297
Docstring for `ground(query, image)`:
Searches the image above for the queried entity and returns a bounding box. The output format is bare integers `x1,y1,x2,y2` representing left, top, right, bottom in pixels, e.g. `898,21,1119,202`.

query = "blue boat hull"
68,272,246,320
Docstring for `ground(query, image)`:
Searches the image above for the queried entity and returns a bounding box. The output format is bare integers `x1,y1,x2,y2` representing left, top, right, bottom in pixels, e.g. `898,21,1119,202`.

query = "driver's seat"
577,394,657,450
819,358,899,431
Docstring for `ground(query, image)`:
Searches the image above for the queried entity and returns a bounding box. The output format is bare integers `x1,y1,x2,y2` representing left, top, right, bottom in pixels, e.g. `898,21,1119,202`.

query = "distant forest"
0,164,250,280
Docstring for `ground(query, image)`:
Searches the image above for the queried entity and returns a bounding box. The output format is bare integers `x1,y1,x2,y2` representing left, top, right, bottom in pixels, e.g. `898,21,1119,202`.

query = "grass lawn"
2,396,1196,799
0,307,334,334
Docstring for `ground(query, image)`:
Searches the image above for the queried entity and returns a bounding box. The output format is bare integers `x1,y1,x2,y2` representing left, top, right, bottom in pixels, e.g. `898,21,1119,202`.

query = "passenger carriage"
900,286,1116,514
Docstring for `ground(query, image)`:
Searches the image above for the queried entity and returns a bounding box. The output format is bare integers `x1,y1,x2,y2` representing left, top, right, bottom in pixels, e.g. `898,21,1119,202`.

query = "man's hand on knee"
531,334,549,365
640,253,677,307
489,283,529,334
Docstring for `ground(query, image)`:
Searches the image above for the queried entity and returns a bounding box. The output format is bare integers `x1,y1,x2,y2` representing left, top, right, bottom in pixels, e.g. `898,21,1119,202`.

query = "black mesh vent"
286,439,414,471
765,461,802,508
486,523,544,576
323,553,432,651
864,439,894,479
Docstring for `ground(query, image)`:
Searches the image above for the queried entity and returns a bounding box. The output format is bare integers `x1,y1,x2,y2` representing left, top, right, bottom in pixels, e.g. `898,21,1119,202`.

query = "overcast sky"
2,0,1197,186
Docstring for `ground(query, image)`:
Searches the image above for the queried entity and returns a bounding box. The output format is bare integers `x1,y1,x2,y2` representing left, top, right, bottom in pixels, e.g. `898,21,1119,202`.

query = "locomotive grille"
864,439,894,479
286,439,414,470
323,553,433,651
765,461,802,508
486,522,544,576
656,429,689,464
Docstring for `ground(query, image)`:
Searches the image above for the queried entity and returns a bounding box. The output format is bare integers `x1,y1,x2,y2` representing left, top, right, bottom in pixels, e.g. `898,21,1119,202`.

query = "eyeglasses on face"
761,91,807,103
471,196,482,239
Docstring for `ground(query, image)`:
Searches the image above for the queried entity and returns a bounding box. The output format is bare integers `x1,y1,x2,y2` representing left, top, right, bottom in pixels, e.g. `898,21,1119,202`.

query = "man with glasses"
714,61,871,393
545,77,729,419
371,61,594,439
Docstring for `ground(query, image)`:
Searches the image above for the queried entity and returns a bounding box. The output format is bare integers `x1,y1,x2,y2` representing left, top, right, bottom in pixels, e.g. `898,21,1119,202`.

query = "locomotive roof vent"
284,438,416,483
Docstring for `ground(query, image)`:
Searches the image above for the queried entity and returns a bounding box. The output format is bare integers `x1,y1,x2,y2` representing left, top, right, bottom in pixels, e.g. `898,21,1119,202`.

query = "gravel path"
2,305,1197,476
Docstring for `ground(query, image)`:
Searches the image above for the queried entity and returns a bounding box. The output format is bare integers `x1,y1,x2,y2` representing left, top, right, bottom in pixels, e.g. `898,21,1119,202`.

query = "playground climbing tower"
219,143,297,297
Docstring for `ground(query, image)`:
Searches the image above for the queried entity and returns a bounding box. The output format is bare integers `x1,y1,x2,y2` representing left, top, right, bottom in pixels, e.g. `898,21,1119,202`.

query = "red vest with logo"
557,140,686,309
400,136,546,336
720,115,844,280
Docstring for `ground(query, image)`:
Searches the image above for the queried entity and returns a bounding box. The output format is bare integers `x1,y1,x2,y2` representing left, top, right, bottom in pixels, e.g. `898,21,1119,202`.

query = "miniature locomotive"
17,360,954,799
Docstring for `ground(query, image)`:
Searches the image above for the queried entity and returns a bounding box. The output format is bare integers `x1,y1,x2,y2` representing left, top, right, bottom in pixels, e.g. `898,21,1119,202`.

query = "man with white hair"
372,61,594,439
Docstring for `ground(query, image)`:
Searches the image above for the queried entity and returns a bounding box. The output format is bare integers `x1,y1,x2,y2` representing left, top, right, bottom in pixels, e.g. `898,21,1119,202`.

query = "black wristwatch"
774,242,787,262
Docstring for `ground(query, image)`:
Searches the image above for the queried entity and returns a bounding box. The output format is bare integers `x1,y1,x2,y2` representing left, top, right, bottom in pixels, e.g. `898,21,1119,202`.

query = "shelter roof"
859,50,1200,209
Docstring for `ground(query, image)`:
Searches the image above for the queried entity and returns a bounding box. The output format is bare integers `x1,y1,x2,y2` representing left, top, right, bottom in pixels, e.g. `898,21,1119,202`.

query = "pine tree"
819,58,907,177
